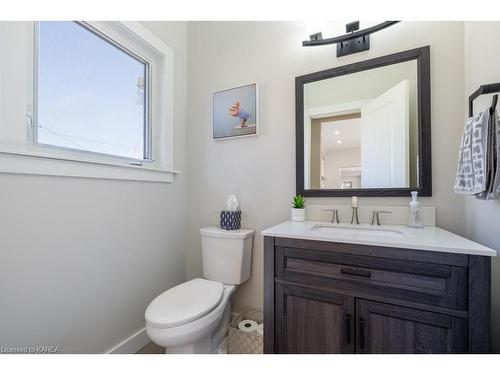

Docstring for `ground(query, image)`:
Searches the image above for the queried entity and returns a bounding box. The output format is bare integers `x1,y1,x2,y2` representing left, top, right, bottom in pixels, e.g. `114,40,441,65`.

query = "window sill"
0,147,180,183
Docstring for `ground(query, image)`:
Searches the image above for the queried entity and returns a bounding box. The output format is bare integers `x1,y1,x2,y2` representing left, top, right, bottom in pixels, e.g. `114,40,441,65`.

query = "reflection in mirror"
304,60,418,190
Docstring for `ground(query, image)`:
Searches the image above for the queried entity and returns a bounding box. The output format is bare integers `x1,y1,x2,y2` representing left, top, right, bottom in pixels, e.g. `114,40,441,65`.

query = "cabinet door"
355,299,467,354
276,284,354,353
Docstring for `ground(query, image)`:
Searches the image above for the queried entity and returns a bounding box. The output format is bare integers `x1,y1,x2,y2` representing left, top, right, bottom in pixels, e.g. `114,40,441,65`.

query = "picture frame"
212,83,259,140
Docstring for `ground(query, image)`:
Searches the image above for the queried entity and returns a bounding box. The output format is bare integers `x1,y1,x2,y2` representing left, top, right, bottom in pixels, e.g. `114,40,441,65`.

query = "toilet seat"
145,278,223,329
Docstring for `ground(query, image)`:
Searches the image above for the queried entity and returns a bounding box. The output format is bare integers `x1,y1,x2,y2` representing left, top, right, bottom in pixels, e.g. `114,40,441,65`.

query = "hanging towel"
454,111,490,195
489,111,500,199
479,110,500,200
476,109,495,200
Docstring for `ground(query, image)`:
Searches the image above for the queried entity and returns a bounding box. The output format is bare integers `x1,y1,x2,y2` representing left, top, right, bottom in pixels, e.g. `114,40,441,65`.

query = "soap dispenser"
407,191,424,228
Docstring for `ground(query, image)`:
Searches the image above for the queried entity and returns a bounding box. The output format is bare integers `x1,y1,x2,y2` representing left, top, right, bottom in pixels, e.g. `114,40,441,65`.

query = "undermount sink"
311,224,407,239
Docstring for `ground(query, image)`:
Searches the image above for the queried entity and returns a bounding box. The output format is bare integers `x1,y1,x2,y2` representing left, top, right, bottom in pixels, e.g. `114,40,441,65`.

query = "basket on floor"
228,308,263,354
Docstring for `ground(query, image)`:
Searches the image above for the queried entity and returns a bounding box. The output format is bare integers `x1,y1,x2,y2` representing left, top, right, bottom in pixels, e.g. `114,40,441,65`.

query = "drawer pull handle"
344,313,352,345
340,267,371,278
359,318,366,350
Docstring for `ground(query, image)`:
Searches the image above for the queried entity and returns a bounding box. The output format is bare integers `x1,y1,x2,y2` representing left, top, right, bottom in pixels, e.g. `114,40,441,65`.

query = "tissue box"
220,210,241,230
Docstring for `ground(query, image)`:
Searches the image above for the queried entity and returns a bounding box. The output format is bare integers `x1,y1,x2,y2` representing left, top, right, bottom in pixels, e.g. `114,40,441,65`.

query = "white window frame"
0,21,177,182
33,21,153,163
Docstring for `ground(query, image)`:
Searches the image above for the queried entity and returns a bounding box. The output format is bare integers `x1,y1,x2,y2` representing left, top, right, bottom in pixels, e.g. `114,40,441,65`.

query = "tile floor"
136,341,164,354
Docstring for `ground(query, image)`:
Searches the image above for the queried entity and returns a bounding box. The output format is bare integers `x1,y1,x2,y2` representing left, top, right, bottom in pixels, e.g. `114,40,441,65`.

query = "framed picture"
212,83,259,140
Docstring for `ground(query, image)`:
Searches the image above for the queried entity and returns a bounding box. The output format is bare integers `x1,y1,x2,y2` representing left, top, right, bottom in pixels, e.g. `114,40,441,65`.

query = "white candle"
352,196,358,208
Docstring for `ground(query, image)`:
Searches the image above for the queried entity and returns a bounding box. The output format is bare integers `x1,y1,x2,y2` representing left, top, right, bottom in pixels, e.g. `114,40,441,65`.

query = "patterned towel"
454,111,490,194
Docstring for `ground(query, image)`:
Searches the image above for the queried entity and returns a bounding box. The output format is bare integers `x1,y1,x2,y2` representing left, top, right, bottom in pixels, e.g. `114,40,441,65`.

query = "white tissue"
238,319,258,333
225,194,239,212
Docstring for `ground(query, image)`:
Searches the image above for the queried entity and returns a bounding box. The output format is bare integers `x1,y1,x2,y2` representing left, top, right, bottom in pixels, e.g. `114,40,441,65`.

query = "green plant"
292,195,305,209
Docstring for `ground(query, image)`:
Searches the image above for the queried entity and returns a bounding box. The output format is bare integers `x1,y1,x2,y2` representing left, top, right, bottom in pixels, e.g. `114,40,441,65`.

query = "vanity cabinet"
354,299,467,353
264,236,491,354
278,284,354,353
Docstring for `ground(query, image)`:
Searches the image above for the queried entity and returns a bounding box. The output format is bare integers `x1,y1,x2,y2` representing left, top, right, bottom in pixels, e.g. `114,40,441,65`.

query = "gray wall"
186,21,466,311
0,21,188,353
464,21,500,352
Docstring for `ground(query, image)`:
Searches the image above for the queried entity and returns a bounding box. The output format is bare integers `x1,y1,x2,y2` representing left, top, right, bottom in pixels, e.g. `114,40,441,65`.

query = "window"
0,21,175,182
36,21,150,160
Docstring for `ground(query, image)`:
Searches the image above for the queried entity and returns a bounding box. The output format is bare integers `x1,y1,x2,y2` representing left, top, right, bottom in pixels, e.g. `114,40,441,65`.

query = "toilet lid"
145,278,224,328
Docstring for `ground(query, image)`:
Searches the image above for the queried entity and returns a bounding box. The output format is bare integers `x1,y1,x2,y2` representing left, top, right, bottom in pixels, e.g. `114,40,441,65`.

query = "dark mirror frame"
296,46,431,197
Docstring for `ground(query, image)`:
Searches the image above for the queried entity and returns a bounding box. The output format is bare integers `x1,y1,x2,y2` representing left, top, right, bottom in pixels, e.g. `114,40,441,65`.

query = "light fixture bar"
302,21,399,47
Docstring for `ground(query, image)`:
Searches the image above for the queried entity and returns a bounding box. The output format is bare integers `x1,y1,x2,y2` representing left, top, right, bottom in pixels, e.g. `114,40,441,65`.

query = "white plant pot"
291,208,306,222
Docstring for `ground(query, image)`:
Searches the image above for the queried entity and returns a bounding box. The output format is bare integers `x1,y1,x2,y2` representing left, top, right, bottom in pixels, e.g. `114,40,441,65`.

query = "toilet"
145,226,255,354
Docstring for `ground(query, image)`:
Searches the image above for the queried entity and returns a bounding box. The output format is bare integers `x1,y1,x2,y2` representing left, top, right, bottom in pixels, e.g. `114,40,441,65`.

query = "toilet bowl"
145,227,254,354
146,278,236,353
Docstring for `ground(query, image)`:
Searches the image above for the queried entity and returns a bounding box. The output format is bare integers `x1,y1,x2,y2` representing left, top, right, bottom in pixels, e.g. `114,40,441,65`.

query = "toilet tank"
200,227,255,285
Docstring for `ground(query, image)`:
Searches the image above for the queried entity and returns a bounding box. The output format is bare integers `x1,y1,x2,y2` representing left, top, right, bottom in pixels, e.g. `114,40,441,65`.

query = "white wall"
304,59,417,109
186,21,466,311
0,21,188,353
324,148,361,189
464,21,500,352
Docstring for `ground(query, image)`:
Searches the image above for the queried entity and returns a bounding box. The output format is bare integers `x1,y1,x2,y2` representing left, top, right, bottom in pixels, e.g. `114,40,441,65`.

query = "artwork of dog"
229,101,250,128
212,83,258,140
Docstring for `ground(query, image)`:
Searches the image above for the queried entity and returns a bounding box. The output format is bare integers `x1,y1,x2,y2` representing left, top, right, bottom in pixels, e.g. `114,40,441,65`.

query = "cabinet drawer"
276,246,467,310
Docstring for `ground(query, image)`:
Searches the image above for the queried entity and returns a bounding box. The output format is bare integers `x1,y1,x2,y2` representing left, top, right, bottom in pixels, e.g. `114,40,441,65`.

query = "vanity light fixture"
303,21,400,57
337,140,342,144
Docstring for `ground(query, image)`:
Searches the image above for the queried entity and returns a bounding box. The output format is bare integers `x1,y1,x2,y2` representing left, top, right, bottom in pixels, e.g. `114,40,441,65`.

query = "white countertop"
261,221,497,257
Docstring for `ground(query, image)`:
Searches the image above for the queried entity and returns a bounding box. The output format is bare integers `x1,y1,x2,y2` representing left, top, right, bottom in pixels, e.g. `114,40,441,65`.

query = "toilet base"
163,303,230,354
153,299,232,354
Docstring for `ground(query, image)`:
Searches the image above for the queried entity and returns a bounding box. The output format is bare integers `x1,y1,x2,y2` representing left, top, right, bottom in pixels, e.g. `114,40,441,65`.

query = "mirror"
296,46,431,197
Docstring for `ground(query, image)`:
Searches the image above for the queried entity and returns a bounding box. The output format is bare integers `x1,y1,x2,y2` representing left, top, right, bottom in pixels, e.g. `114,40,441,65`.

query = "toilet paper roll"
238,319,258,333
256,323,264,336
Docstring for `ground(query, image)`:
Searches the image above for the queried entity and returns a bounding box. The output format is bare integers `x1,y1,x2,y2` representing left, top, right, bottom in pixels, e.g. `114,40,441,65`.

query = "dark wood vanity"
263,236,491,354
267,43,495,354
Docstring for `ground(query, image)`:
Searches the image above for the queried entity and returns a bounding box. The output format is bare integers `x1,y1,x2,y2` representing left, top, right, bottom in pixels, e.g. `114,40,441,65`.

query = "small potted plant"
291,195,306,222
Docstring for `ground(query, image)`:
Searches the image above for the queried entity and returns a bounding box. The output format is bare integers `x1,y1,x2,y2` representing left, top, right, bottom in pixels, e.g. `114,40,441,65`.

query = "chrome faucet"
371,210,392,226
322,208,340,223
351,196,359,225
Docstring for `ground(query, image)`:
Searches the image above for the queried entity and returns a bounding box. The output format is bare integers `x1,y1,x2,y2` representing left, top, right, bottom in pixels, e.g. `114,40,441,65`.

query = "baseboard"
105,327,151,354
